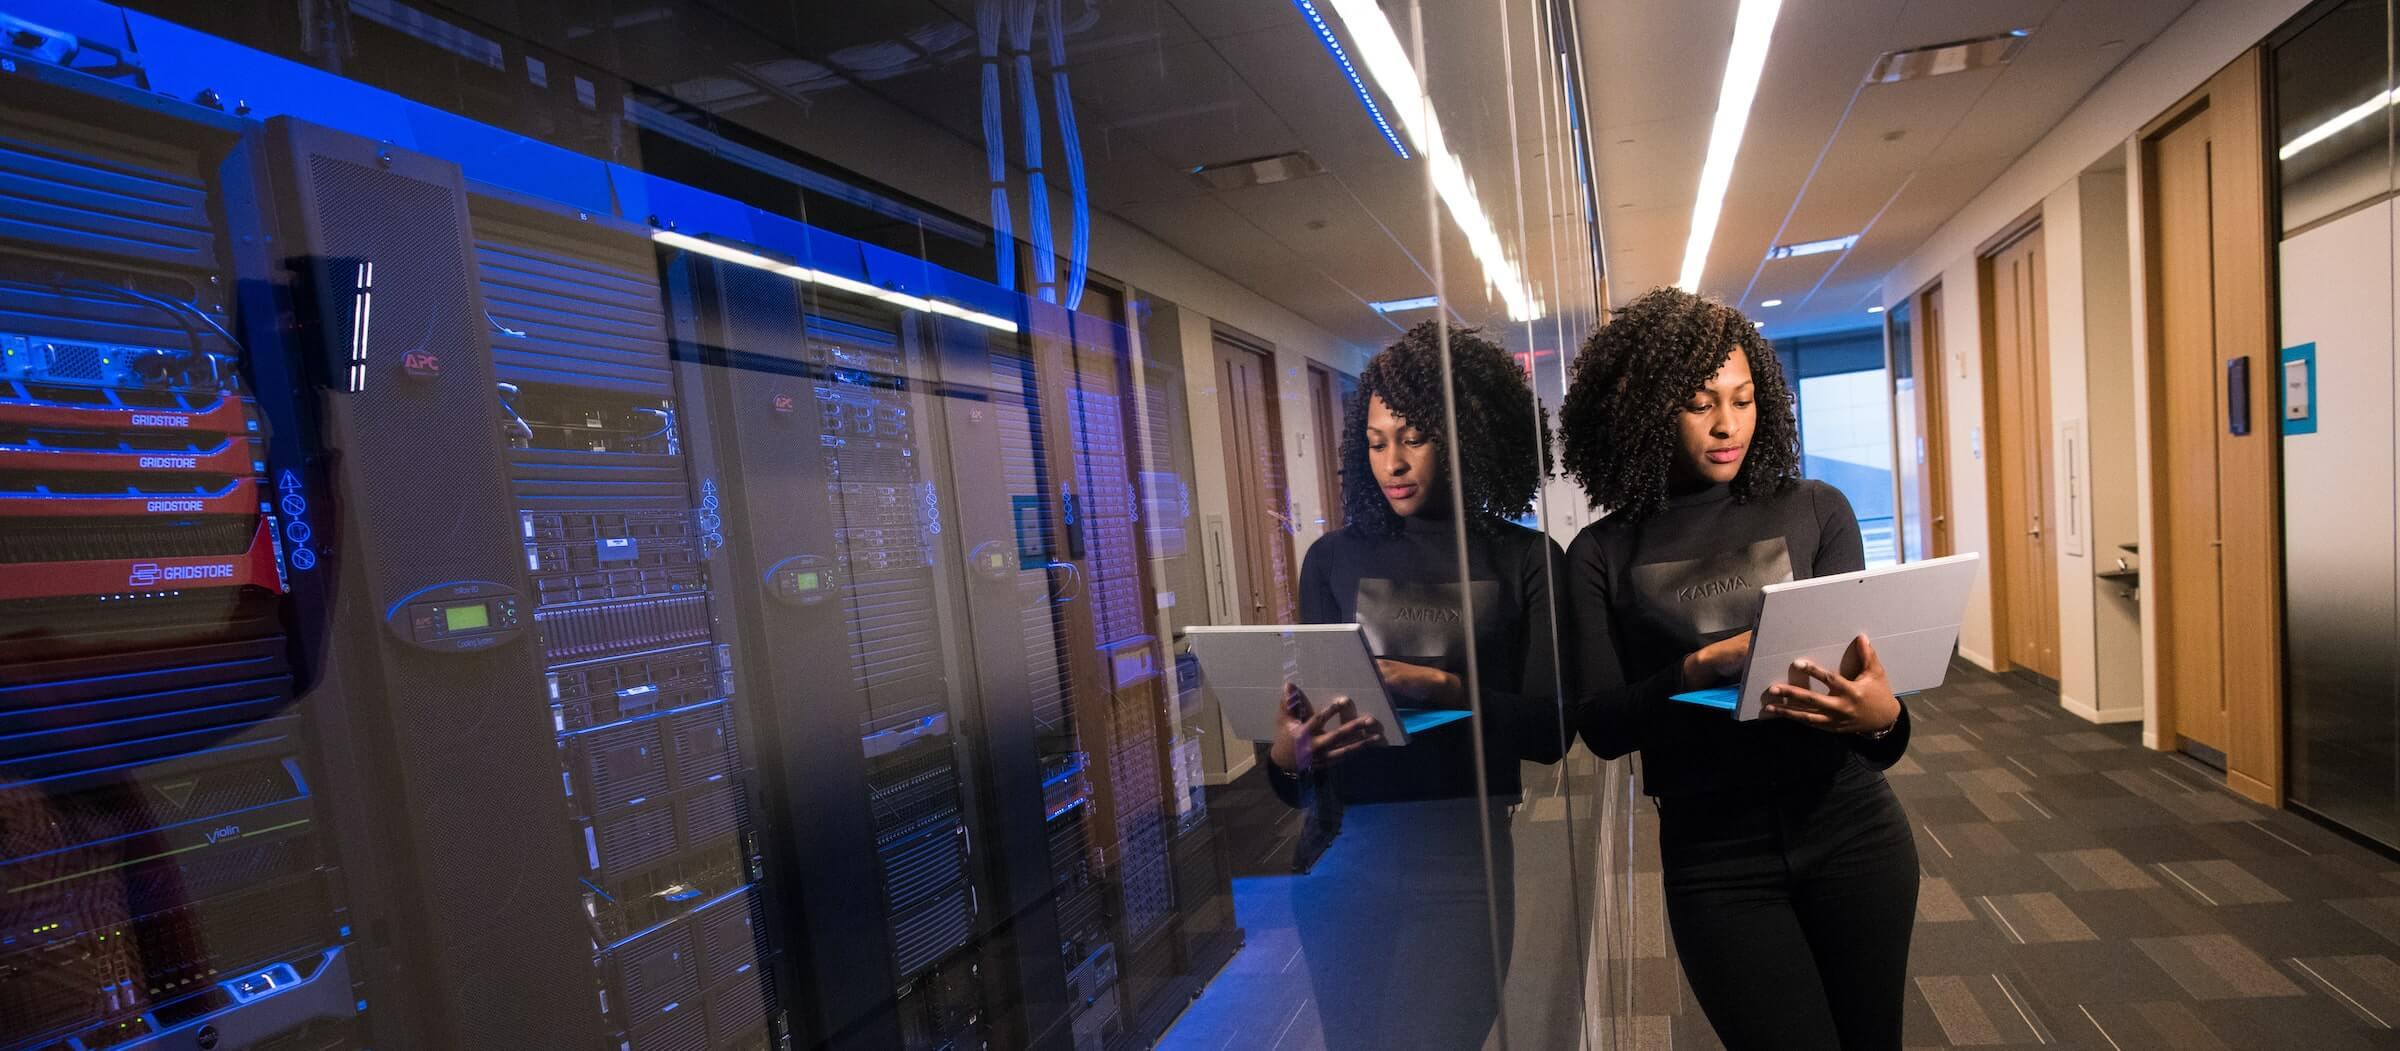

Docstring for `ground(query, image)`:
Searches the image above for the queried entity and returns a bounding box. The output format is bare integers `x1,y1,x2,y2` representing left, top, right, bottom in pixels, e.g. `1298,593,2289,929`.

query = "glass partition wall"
0,2,1621,1050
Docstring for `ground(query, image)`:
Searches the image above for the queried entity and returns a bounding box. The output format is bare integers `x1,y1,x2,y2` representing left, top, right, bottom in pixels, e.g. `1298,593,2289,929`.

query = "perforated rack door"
264,117,600,1049
474,195,788,1048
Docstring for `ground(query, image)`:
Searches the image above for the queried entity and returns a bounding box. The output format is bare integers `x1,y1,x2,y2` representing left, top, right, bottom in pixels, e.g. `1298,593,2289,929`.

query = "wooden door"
1213,337,1296,624
1985,228,2062,679
2139,50,2280,800
1920,286,1955,558
1307,364,1346,533
2150,111,2230,756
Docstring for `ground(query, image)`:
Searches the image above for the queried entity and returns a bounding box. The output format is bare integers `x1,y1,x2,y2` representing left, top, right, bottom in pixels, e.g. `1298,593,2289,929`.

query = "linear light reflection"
2281,88,2397,161
653,230,1020,333
1319,0,1542,322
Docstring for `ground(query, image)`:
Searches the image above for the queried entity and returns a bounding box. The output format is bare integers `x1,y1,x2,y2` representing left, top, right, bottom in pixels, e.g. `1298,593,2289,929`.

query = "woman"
1261,322,1569,1050
1561,288,1916,1051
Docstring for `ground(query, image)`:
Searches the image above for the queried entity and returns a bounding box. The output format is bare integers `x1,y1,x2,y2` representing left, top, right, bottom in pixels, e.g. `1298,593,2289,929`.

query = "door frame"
2134,49,2283,803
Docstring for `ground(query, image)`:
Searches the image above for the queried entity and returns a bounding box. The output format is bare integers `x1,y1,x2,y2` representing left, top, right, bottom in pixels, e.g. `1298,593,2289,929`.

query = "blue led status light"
1292,0,1410,159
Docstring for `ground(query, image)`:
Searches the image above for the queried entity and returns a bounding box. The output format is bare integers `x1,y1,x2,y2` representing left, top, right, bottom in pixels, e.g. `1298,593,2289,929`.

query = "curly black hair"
1558,287,1800,523
1339,321,1549,535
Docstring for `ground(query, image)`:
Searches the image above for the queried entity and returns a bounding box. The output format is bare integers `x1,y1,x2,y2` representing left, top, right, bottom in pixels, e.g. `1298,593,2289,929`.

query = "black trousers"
1293,796,1515,1051
1656,755,1919,1051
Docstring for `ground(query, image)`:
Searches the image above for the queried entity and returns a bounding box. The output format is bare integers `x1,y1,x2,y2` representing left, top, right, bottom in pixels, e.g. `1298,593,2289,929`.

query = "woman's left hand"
1760,634,1902,736
1375,659,1464,708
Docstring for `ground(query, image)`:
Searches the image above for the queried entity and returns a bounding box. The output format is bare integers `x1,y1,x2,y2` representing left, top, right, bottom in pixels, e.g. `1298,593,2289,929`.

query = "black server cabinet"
248,117,605,1049
466,192,782,1051
248,119,784,1049
0,74,359,1051
667,254,988,1051
922,320,1093,1051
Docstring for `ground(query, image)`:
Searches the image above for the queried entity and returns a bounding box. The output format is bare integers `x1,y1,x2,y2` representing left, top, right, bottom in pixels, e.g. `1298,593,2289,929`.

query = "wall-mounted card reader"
2227,356,2251,436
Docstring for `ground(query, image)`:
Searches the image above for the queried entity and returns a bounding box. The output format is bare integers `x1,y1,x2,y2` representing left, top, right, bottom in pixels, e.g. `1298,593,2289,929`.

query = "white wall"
1935,258,1997,668
1879,0,2310,727
2078,170,2144,722
1883,0,2310,299
2042,180,2099,717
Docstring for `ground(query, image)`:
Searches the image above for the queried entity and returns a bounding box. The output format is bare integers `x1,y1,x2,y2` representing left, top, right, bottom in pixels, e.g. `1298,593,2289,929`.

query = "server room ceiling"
1577,0,2198,337
497,0,1587,351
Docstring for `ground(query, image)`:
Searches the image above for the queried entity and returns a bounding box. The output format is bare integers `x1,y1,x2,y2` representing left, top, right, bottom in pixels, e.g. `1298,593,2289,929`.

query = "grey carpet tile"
1647,661,2400,1049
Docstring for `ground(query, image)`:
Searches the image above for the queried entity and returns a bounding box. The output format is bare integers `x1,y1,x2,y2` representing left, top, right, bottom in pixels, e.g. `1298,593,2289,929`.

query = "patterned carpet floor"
1633,662,2400,1050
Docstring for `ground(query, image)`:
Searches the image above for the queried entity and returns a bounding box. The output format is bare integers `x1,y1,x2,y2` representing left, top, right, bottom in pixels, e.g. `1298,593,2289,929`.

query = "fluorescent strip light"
1867,305,1885,314
1678,0,1785,293
1369,295,1441,314
653,230,1019,333
1759,298,1783,307
1292,0,1409,158
1320,0,1541,321
2281,88,2398,160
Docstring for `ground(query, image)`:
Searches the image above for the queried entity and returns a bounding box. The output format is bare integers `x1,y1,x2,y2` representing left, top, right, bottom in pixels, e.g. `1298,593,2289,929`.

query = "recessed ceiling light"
1766,234,1859,260
1678,0,1785,292
1368,295,1440,314
1867,305,1885,314
1760,298,1783,308
1867,30,2029,84
1752,320,1766,329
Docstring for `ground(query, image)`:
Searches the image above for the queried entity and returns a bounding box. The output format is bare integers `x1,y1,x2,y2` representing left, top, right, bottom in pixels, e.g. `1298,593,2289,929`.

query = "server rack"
665,253,989,1051
246,119,783,1049
0,78,358,1050
469,193,781,1051
955,325,1118,1051
1020,308,1185,1051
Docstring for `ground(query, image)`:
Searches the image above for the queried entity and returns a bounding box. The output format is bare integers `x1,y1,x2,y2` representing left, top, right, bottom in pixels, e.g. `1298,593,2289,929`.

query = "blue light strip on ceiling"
1291,0,1410,159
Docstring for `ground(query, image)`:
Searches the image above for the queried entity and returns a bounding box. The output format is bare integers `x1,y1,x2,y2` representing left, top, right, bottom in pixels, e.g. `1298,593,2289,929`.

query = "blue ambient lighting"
1292,0,1410,158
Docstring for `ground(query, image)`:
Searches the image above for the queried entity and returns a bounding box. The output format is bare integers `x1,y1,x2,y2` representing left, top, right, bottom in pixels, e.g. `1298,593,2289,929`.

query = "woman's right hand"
1681,630,1753,689
1269,683,1384,773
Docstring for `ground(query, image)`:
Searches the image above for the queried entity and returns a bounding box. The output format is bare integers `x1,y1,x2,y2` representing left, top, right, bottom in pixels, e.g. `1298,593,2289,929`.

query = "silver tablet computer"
1733,552,1981,721
1185,624,1454,745
1670,553,1981,721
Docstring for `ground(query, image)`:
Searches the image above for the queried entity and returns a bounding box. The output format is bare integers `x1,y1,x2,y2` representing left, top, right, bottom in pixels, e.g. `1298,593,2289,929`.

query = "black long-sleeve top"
1568,480,1910,798
1262,513,1570,806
